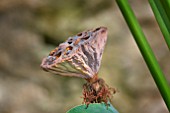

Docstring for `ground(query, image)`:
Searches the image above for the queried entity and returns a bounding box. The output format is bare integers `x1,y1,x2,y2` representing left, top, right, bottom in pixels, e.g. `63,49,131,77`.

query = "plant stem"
116,0,170,111
149,0,170,50
159,0,170,21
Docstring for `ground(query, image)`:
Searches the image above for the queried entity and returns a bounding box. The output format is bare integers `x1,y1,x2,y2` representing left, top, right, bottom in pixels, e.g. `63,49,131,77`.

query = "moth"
40,27,108,81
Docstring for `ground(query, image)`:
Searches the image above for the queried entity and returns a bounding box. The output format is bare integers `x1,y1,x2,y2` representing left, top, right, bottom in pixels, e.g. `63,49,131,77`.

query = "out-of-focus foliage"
0,0,169,113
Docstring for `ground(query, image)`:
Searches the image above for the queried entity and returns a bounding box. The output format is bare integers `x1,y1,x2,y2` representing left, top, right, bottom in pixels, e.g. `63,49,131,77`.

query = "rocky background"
0,0,169,113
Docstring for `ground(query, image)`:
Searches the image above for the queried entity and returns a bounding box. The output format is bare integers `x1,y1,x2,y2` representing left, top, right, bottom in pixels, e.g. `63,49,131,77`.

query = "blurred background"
0,0,169,113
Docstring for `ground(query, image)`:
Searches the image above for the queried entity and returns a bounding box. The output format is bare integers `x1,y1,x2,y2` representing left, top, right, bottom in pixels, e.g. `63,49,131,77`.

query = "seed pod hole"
77,32,82,36
93,27,100,32
56,52,62,58
82,35,90,40
66,46,73,51
49,50,55,56
68,39,73,44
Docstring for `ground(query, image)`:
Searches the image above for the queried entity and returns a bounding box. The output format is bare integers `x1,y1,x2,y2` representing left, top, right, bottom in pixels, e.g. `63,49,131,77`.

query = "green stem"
155,0,170,32
116,0,170,111
149,0,170,50
160,0,170,22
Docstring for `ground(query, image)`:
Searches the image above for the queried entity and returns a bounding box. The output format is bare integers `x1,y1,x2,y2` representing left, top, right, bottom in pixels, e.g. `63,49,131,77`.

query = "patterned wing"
40,27,108,79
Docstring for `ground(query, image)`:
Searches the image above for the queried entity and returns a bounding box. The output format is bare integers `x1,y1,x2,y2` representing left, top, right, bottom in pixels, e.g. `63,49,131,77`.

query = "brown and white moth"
41,27,107,81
